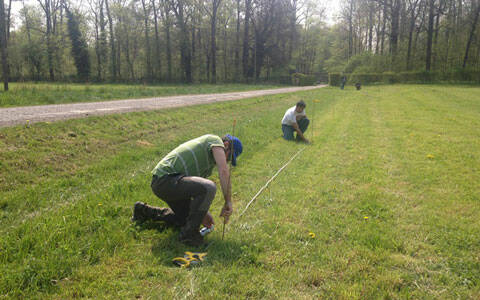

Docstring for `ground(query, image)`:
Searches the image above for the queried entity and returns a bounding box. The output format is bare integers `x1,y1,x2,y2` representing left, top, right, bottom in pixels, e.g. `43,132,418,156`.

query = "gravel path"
0,85,326,128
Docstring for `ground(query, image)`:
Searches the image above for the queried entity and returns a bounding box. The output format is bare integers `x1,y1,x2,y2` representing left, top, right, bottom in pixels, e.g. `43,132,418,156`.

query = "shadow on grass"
149,233,255,268
133,219,175,233
133,220,261,269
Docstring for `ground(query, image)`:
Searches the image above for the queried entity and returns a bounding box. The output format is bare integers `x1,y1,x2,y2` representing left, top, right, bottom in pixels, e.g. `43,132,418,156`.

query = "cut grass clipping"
1,85,479,298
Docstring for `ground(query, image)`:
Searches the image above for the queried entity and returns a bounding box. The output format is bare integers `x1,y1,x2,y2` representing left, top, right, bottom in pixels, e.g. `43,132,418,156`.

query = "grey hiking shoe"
131,201,148,223
132,201,181,226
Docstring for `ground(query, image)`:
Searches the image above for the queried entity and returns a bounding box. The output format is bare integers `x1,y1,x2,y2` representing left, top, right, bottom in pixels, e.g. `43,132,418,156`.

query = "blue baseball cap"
225,134,243,166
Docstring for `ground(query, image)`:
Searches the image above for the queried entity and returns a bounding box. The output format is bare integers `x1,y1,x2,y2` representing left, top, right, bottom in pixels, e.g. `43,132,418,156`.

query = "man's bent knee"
203,180,216,201
192,178,216,212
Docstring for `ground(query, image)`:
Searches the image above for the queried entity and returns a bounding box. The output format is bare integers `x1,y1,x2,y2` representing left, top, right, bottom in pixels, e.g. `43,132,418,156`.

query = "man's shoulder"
192,134,219,142
194,134,224,147
284,106,296,115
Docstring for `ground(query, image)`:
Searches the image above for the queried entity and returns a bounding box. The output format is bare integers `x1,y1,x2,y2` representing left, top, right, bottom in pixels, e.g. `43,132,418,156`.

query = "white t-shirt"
281,106,306,126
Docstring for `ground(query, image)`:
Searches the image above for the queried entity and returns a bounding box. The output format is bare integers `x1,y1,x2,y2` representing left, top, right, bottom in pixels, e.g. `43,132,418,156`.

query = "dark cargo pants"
282,117,310,141
151,174,216,227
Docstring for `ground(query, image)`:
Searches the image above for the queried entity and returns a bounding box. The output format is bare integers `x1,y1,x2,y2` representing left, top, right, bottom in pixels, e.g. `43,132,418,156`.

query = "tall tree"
242,0,252,79
65,6,91,80
0,0,9,90
104,0,116,81
151,0,161,80
160,0,172,81
207,0,222,83
38,0,59,80
171,0,192,83
234,0,241,80
141,0,153,82
463,0,480,68
406,0,422,70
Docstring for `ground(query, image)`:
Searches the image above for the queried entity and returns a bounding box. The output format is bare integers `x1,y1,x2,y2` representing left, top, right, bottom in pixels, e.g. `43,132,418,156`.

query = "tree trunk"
432,11,440,70
165,19,172,81
425,0,435,71
141,0,152,82
406,9,415,70
191,22,196,80
99,0,107,80
210,0,221,83
242,0,251,79
172,1,192,83
94,9,101,80
234,0,240,80
40,0,55,81
406,0,420,70
6,0,11,40
116,33,121,79
223,17,228,81
160,0,172,81
152,0,161,80
463,2,480,68
105,0,116,81
348,0,354,58
390,0,400,60
288,0,297,60
381,3,386,55
0,0,9,90
368,1,373,52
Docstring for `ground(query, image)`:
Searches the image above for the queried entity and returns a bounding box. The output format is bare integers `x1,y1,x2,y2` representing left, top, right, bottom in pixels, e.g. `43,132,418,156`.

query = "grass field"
0,82,284,107
1,85,479,299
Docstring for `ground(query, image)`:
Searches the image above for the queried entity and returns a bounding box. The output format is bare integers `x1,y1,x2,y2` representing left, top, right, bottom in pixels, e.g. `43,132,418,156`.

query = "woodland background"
0,0,479,89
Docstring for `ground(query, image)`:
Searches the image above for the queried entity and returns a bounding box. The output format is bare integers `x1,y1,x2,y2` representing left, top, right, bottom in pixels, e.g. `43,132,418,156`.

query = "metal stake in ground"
223,118,237,240
312,99,320,143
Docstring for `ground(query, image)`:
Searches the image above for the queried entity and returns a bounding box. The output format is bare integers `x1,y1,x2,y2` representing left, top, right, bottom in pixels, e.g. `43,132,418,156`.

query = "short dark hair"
222,136,233,151
296,100,306,108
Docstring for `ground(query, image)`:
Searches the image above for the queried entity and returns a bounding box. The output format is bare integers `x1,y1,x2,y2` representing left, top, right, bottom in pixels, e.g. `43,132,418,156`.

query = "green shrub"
329,73,342,86
300,75,316,86
291,73,316,86
328,70,480,85
382,72,397,84
349,73,382,84
450,69,480,83
291,73,304,86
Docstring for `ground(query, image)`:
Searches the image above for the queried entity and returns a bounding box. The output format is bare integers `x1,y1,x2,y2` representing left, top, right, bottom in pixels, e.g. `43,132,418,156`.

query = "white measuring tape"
239,147,306,217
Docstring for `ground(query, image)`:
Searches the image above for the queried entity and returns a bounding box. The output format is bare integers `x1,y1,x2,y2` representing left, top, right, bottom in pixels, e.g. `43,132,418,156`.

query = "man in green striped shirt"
132,134,243,246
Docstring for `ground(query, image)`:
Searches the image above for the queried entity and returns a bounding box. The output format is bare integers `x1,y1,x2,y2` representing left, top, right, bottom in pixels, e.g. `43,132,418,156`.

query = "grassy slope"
0,82,284,107
0,85,479,299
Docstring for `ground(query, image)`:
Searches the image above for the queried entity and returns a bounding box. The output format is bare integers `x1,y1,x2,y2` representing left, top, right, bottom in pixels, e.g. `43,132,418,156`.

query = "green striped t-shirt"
152,134,224,178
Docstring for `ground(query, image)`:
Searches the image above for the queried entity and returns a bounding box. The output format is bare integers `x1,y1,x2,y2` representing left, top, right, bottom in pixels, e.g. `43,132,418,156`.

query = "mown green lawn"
1,85,479,299
0,82,284,107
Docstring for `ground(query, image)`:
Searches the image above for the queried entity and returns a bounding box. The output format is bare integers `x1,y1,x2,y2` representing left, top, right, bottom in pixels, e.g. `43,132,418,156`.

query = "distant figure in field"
132,134,243,246
341,76,347,90
281,100,310,143
355,82,361,90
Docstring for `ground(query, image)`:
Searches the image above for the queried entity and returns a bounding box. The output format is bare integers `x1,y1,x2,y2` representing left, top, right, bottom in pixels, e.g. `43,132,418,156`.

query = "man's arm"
212,146,233,223
292,122,309,143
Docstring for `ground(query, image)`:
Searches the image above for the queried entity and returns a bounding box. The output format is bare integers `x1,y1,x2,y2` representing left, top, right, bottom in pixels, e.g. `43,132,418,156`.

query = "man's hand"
220,201,233,224
293,122,309,143
202,212,215,228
